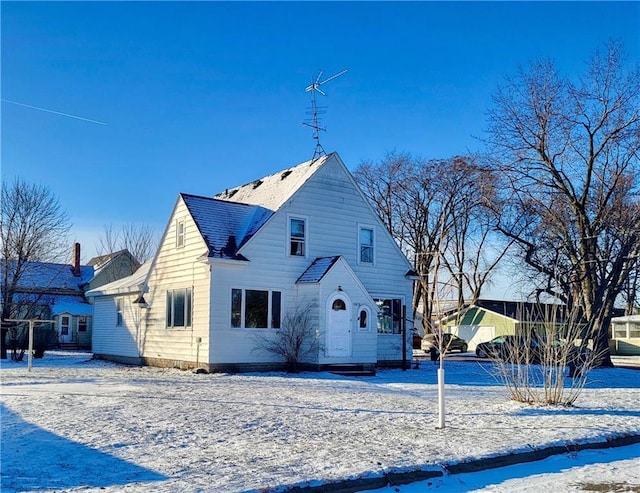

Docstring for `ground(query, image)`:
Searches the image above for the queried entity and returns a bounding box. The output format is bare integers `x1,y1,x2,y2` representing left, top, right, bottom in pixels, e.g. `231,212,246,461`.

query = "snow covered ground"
1,351,639,493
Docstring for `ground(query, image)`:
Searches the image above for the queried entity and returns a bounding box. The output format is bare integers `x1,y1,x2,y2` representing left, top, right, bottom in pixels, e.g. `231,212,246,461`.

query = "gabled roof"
86,260,152,297
296,256,341,284
214,154,332,210
50,295,93,316
4,260,94,293
440,299,571,324
181,193,273,259
87,249,139,274
612,315,640,323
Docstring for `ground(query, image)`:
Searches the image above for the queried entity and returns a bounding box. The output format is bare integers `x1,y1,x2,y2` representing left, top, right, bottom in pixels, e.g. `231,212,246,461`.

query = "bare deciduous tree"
251,302,320,372
1,178,71,358
355,152,507,332
485,41,640,366
98,223,159,264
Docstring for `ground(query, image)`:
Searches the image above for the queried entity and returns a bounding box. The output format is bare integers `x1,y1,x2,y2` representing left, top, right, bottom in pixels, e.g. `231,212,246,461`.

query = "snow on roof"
86,260,152,297
181,194,272,259
3,261,94,292
50,295,93,316
214,154,332,210
296,256,341,284
612,315,640,323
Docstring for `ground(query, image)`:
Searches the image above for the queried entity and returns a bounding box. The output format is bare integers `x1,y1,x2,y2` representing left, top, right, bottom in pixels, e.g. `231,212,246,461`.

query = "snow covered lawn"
1,352,639,493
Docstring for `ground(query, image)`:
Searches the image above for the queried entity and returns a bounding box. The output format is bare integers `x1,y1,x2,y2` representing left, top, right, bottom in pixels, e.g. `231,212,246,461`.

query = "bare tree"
251,302,320,372
354,152,506,332
1,178,71,358
98,223,159,263
485,41,640,366
487,305,606,406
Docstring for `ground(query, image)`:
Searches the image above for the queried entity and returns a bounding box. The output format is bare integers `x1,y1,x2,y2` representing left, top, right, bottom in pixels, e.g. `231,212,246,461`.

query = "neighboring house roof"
214,154,331,209
4,261,94,294
87,249,139,275
440,299,571,324
86,260,152,297
296,256,341,283
50,295,93,316
612,315,640,323
181,193,273,259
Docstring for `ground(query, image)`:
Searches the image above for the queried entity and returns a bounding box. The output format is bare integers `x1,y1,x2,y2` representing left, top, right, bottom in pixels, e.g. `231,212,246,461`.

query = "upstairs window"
166,287,192,328
289,217,306,257
359,227,374,263
176,220,185,248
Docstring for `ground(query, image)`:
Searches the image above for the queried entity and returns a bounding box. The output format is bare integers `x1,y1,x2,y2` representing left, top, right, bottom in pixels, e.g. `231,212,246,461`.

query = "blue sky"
2,1,639,262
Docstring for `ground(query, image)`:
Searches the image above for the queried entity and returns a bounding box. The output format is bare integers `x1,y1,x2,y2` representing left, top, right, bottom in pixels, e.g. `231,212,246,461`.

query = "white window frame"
60,315,71,336
358,224,375,265
287,215,308,258
176,219,185,248
116,298,123,326
166,287,193,329
230,288,282,329
358,306,371,331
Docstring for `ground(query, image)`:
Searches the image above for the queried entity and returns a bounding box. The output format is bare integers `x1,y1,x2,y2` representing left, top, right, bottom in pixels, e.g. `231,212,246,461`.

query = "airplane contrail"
1,98,107,125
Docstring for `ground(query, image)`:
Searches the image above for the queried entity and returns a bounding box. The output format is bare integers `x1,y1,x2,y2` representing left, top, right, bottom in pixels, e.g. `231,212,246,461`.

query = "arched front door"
327,294,351,357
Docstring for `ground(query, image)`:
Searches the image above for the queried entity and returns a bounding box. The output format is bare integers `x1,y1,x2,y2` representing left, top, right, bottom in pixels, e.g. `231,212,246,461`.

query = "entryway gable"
310,257,377,364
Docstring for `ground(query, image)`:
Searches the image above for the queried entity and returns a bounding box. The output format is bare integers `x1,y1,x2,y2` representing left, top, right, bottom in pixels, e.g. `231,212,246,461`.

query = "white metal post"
437,367,445,429
28,320,34,372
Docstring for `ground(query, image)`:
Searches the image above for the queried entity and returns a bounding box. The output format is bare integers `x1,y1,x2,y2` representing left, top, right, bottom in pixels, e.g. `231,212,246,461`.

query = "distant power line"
1,98,107,125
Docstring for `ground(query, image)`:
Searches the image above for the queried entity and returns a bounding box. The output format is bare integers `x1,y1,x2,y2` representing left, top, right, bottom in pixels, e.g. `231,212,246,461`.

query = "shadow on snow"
0,403,167,492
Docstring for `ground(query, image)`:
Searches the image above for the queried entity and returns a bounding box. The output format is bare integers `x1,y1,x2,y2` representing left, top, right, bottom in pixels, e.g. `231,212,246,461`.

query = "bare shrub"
251,303,320,373
489,306,605,406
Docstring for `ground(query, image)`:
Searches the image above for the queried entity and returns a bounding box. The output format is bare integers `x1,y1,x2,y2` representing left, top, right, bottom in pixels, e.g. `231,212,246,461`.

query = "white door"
327,297,351,357
59,315,72,343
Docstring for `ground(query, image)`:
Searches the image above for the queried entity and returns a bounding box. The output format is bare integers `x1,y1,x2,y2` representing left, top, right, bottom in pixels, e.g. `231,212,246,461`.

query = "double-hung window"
231,288,282,329
176,220,185,248
289,217,306,256
359,226,374,264
116,298,123,326
166,287,192,328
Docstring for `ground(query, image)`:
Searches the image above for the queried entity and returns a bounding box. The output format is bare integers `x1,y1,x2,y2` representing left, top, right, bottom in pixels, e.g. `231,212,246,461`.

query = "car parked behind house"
422,333,468,353
475,335,529,359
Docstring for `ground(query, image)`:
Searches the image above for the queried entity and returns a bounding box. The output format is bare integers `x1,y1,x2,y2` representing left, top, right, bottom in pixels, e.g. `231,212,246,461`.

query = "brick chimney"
72,242,81,277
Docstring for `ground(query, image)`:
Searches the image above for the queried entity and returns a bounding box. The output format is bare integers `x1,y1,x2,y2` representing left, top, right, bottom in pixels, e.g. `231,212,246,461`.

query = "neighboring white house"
610,315,640,356
1,243,139,349
87,153,416,372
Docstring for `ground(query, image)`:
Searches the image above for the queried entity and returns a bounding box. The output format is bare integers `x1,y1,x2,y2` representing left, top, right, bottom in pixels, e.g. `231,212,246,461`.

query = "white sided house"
87,153,416,372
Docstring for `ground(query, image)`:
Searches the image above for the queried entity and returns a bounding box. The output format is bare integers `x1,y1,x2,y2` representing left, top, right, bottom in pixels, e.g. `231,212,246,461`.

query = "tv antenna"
303,69,347,160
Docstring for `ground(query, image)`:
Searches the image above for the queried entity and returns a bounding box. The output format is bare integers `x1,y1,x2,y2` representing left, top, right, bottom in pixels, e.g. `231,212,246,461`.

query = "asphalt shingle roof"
296,256,341,284
181,194,273,259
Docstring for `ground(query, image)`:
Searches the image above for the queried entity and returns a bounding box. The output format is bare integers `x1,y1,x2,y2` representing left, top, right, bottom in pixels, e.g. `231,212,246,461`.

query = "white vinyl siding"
140,198,211,363
91,295,144,358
